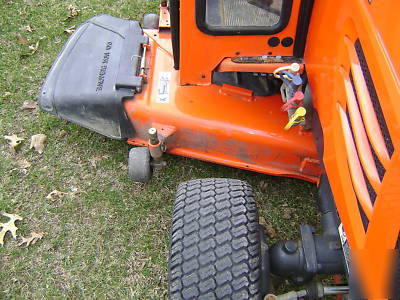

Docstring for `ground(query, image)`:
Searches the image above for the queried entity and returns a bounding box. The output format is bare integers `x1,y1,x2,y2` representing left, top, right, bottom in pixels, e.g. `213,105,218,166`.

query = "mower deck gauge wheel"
143,13,160,29
128,147,153,183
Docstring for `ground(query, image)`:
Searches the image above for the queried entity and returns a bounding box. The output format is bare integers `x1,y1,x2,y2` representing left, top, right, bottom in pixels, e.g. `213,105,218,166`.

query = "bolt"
290,63,301,73
284,240,298,254
148,128,159,145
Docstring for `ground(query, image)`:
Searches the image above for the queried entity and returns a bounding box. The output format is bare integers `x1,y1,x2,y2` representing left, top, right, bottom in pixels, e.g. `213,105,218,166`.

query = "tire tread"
168,178,262,300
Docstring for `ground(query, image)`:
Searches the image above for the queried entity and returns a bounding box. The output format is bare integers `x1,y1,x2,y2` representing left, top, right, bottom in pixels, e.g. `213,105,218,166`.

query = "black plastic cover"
39,14,148,139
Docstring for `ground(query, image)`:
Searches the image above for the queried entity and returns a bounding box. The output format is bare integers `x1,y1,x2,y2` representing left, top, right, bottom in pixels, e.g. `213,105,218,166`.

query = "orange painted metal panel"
159,6,171,28
338,104,373,219
305,0,400,297
179,0,302,85
124,1,399,296
341,68,381,191
124,30,321,183
344,37,390,167
216,58,305,74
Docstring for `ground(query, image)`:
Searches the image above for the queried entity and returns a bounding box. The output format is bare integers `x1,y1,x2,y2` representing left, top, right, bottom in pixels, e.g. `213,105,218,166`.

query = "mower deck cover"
39,14,148,139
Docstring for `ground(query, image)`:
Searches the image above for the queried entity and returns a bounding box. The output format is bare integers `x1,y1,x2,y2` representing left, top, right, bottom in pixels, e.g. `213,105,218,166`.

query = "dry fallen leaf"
64,25,76,34
265,224,277,238
24,25,34,32
0,213,23,246
259,216,267,227
18,232,44,247
66,4,80,19
30,134,47,154
46,187,85,200
20,38,41,58
259,180,269,190
259,216,277,238
28,41,40,54
46,190,68,200
3,92,12,98
17,35,30,45
20,100,38,110
4,135,25,153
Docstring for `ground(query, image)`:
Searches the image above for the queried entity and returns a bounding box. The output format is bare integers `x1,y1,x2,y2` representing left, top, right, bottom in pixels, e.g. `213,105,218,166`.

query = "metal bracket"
300,225,318,274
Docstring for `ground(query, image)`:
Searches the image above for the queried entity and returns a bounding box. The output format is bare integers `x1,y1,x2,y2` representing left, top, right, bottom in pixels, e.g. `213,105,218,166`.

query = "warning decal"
156,72,171,103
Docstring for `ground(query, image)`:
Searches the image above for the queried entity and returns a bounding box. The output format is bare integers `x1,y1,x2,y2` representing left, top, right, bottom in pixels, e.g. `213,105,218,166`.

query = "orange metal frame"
125,1,321,183
124,1,399,297
306,0,400,298
179,0,301,85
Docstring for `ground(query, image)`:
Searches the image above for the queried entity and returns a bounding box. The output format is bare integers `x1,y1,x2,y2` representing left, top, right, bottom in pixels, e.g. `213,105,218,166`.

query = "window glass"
205,0,284,28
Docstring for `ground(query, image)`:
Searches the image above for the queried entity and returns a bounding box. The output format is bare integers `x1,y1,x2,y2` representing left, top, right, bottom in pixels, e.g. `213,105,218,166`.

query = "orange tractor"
39,0,400,299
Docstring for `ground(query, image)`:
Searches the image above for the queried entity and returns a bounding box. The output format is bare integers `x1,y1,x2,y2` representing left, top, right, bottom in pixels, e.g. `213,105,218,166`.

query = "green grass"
0,1,318,298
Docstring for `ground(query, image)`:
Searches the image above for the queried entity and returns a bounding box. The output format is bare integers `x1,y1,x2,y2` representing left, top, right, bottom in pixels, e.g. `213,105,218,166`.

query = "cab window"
197,0,292,35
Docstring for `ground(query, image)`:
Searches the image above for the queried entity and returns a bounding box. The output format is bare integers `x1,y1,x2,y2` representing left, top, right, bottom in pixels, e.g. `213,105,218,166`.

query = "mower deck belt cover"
39,14,148,139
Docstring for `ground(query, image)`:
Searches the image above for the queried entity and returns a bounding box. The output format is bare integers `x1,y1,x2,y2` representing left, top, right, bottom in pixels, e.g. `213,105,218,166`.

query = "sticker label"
338,223,351,273
156,72,171,103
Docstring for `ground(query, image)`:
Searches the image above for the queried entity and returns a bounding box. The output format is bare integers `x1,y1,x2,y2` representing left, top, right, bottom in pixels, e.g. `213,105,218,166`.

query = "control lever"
284,107,306,130
274,63,307,130
273,63,301,79
274,63,302,102
281,91,304,111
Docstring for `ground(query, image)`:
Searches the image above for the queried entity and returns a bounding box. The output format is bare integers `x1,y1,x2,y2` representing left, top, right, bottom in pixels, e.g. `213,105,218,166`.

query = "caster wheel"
143,13,160,29
128,147,153,183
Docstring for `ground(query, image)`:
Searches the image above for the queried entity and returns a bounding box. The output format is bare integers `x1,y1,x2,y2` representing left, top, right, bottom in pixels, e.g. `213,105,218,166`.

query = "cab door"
175,0,313,85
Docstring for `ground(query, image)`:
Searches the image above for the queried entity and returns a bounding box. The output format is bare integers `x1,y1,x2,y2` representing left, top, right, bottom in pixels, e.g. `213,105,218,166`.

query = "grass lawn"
0,0,318,298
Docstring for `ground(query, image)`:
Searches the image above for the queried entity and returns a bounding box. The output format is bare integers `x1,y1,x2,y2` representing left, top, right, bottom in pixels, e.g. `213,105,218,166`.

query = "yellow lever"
284,107,306,130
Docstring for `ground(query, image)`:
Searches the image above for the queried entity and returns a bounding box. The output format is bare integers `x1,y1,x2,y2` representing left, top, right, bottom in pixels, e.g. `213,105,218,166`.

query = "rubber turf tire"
128,147,152,183
169,178,265,300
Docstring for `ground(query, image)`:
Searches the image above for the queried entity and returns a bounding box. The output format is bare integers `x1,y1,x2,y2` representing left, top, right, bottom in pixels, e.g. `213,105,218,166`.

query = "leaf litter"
0,213,44,247
46,190,69,200
23,25,34,32
20,100,38,110
66,4,80,20
0,213,23,246
30,134,46,154
64,25,76,34
18,232,44,247
46,188,85,200
4,135,25,153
